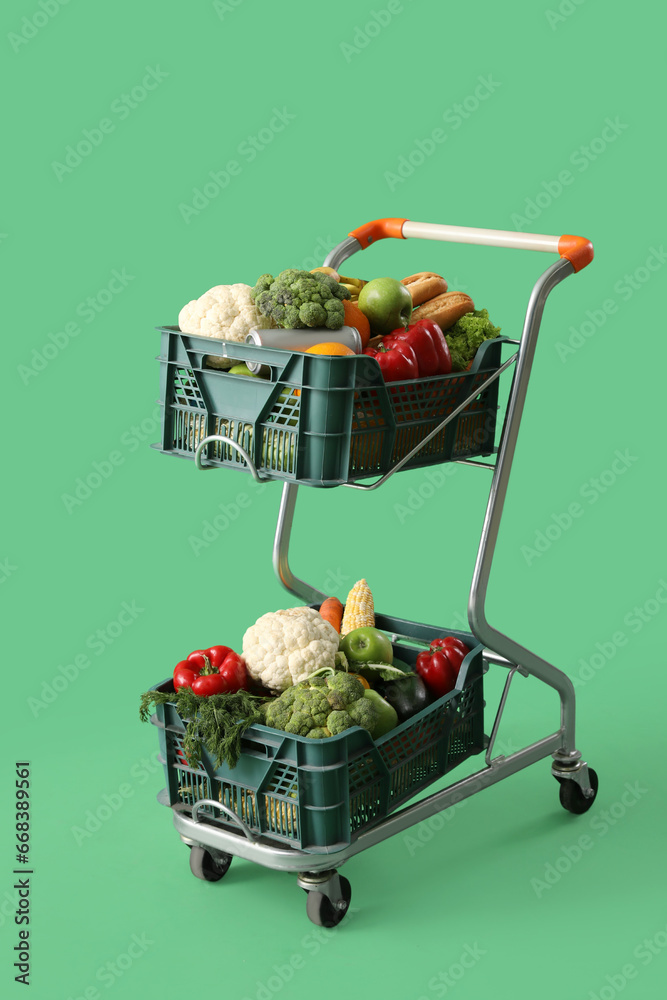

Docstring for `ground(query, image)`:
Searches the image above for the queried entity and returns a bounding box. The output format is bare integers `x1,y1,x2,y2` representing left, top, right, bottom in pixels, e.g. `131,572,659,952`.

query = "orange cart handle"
348,218,593,272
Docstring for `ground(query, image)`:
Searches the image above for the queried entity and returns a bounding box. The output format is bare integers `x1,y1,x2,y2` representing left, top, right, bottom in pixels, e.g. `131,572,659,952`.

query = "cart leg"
468,260,585,749
273,483,327,603
297,869,352,928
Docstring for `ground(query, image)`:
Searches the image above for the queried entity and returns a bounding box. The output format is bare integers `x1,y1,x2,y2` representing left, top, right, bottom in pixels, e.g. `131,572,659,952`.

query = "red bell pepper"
173,645,248,696
409,319,452,375
188,645,232,671
384,324,440,377
415,636,471,698
214,651,248,693
173,660,197,691
363,341,419,382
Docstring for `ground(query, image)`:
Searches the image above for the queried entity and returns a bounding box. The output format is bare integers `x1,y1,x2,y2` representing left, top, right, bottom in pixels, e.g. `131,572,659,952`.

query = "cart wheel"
558,768,598,815
189,845,232,882
305,876,351,928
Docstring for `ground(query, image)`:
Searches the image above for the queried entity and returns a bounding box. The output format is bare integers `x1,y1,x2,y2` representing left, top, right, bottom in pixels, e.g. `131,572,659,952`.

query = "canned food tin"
245,326,362,372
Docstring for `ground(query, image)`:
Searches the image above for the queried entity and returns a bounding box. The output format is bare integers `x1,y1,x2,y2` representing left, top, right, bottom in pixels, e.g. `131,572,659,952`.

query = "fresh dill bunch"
139,687,268,769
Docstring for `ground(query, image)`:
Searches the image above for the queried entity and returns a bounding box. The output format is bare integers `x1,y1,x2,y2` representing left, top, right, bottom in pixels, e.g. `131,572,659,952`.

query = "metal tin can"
244,326,362,373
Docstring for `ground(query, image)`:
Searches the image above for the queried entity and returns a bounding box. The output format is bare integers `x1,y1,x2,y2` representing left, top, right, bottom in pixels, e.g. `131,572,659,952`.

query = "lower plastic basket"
151,612,485,854
155,327,505,487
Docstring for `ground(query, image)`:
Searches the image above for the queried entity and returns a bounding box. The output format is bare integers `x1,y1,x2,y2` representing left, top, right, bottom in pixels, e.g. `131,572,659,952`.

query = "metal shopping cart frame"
160,219,598,926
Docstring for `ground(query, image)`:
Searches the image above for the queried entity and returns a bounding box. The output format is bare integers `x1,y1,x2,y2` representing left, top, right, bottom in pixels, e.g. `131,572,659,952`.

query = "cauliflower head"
262,672,378,738
178,283,276,369
242,607,340,693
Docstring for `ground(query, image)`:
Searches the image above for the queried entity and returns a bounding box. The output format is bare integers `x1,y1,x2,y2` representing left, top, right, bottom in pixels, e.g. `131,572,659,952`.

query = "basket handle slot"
239,737,273,759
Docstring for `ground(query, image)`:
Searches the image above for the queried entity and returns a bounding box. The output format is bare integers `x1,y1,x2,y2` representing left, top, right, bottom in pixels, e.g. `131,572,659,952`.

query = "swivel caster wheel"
301,873,352,928
557,767,599,815
189,845,232,882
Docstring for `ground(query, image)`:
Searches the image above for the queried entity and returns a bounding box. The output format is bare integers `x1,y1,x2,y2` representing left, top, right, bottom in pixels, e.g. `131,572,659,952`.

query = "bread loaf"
411,292,474,330
400,272,448,306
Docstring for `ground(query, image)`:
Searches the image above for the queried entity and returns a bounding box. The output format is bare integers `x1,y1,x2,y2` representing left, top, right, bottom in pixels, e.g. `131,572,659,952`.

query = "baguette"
411,292,474,331
400,272,448,306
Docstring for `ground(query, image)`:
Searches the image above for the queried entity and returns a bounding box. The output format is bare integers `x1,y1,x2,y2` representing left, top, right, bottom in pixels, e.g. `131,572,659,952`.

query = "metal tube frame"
172,242,596,870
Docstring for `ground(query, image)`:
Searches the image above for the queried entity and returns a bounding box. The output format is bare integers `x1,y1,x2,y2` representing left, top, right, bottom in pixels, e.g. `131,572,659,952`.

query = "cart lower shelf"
162,729,598,927
151,612,485,855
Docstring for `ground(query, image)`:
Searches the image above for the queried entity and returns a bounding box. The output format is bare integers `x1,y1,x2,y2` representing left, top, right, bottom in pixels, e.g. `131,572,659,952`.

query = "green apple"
340,626,393,664
358,277,413,335
228,363,266,377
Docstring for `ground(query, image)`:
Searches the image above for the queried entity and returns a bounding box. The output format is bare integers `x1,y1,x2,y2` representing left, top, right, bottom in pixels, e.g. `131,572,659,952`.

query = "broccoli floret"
274,287,294,305
264,673,375,739
293,688,330,728
310,272,335,295
313,271,350,300
264,700,292,731
283,305,301,329
326,710,356,735
326,672,365,705
251,274,274,300
281,685,300,706
252,269,347,330
347,697,378,733
277,269,302,286
324,298,345,330
284,711,316,736
255,290,274,313
291,277,313,298
299,301,327,327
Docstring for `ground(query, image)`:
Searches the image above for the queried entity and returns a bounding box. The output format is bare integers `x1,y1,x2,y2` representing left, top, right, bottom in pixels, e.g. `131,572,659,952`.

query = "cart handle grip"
347,218,594,272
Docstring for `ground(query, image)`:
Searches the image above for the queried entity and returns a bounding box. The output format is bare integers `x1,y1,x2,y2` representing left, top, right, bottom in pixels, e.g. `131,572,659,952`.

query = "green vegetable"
251,269,350,331
363,688,398,738
445,308,501,371
139,687,266,770
353,661,410,683
263,672,378,738
228,363,266,378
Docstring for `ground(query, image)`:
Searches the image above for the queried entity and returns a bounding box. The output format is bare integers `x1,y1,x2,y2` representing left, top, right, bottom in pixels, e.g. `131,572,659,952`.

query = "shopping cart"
148,218,598,927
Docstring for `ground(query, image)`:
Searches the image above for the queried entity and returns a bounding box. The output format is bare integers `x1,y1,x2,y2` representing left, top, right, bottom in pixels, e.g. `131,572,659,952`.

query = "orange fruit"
305,342,356,356
343,300,371,347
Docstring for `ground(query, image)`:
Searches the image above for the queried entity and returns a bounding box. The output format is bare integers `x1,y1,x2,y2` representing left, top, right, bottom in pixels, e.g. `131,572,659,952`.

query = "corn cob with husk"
340,579,375,635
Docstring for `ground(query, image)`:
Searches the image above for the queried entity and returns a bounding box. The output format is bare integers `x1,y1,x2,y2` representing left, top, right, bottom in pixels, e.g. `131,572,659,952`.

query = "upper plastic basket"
155,328,505,487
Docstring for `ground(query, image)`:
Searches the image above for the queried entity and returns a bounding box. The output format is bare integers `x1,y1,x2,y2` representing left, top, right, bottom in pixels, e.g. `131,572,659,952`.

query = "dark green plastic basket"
155,327,503,487
151,611,485,854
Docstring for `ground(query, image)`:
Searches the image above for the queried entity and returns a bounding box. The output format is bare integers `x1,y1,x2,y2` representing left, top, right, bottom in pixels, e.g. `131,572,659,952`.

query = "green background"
2,0,664,997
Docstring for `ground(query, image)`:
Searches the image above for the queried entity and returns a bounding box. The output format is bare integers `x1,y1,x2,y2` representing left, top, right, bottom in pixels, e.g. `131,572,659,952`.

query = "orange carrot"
319,596,344,633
